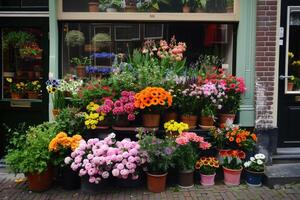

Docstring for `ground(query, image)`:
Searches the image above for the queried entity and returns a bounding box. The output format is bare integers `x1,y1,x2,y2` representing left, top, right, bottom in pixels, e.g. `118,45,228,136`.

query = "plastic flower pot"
288,82,294,91
11,92,23,99
81,176,107,193
200,116,214,126
219,113,236,125
142,113,160,128
88,2,99,12
146,172,168,193
223,166,242,186
245,169,264,187
61,167,81,190
178,170,194,188
27,91,39,99
76,65,87,78
163,112,178,123
180,114,197,130
200,173,216,186
26,167,54,192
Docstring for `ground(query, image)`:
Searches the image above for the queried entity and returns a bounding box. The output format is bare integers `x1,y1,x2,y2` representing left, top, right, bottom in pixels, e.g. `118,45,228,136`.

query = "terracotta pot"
52,109,60,118
223,166,242,186
178,170,194,188
142,113,160,128
163,112,178,123
288,82,294,91
200,173,216,186
125,5,137,12
11,92,22,99
27,167,54,192
114,115,130,127
219,113,236,125
146,172,168,193
88,2,99,12
200,116,214,126
245,169,264,187
180,114,197,129
106,8,118,12
27,91,39,99
182,4,191,13
76,65,86,78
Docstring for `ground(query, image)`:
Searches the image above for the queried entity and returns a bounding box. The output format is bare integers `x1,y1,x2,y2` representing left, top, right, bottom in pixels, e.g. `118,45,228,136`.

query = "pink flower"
120,96,129,103
132,174,139,180
112,168,120,177
104,98,114,107
74,156,82,164
120,169,129,176
199,142,211,150
127,113,135,121
64,157,72,165
175,137,189,145
121,91,129,97
89,176,96,183
114,100,123,108
117,163,124,170
79,169,87,176
102,171,109,179
87,154,94,160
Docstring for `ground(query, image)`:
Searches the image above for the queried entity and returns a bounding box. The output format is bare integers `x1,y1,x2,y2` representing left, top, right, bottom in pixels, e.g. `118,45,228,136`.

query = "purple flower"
164,147,173,155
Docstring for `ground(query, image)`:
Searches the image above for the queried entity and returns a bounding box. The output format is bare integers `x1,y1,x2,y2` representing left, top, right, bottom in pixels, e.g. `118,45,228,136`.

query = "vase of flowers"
195,157,219,186
134,87,173,128
164,120,189,138
244,153,265,187
71,56,92,78
49,132,82,190
137,129,175,193
26,80,41,99
174,132,211,188
220,150,245,186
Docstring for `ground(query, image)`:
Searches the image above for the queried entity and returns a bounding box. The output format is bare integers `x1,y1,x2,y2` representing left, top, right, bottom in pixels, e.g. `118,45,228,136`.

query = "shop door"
278,1,300,147
0,18,49,157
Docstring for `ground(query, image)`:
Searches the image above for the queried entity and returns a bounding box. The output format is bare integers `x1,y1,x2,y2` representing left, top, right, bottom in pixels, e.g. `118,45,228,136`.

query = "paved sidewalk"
0,175,299,200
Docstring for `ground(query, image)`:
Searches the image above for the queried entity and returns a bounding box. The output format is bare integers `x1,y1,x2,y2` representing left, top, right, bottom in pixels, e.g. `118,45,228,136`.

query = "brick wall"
255,0,278,129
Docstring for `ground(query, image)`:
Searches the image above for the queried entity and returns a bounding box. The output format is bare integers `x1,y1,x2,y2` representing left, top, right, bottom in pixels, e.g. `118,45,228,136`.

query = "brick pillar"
255,0,278,129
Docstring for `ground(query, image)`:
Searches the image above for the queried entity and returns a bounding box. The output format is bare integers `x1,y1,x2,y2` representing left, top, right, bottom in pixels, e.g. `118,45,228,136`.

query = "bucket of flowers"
163,120,189,138
243,153,265,187
174,132,211,188
134,87,173,128
195,156,219,186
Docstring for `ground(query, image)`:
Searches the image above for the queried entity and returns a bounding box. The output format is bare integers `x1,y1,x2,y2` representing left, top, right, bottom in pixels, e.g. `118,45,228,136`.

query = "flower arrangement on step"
195,157,219,186
97,91,137,127
244,153,266,187
173,132,211,188
57,75,83,96
134,87,172,127
164,120,189,138
137,128,175,193
219,149,245,186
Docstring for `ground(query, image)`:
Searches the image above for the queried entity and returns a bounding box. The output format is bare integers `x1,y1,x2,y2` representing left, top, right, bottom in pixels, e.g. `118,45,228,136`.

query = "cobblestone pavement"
0,176,299,200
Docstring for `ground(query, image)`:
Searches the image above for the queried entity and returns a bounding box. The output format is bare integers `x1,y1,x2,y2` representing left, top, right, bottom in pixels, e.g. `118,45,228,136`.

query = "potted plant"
174,132,211,188
10,81,26,99
137,130,175,193
125,0,137,12
83,102,107,130
70,56,92,78
219,76,246,126
137,0,170,12
195,157,219,186
5,122,58,192
195,0,207,12
25,80,41,99
97,91,137,127
104,0,122,12
220,150,245,186
46,79,67,118
226,0,234,12
88,0,99,12
164,120,189,138
65,30,85,47
134,87,173,128
91,33,111,50
178,84,201,129
49,132,82,190
181,0,191,13
244,153,266,187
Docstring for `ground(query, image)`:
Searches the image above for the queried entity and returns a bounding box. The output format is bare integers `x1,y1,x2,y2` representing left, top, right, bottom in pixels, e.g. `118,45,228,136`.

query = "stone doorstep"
276,147,300,155
263,163,300,188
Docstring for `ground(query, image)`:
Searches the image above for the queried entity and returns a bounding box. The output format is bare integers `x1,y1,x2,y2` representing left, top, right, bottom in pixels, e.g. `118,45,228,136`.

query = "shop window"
0,0,48,10
1,28,44,100
60,22,235,78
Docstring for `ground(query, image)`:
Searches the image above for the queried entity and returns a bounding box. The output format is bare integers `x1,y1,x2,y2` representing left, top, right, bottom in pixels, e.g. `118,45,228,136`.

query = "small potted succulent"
70,56,92,78
25,80,41,99
195,157,219,186
244,153,266,187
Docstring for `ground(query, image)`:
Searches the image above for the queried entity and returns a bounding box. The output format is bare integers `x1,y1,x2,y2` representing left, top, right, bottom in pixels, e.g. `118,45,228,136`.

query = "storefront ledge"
238,105,255,127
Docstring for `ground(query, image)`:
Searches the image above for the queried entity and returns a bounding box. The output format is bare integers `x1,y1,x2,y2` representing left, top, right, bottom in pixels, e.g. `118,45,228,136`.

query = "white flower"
244,161,251,168
255,153,265,160
257,160,263,165
250,157,255,162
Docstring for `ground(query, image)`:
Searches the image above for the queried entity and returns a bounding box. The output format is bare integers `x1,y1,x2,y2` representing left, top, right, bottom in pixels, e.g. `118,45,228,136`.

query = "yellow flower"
6,78,12,83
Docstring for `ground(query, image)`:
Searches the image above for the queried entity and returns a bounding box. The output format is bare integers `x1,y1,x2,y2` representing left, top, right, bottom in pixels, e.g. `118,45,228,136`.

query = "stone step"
272,154,300,164
264,163,300,188
277,148,300,155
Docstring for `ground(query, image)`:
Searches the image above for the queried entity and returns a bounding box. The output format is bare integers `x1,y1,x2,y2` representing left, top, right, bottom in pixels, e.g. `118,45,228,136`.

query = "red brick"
266,52,275,56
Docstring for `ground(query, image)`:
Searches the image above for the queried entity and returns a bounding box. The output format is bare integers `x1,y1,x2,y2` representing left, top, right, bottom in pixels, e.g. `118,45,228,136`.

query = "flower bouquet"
195,157,219,186
134,87,172,127
174,132,211,188
164,120,189,138
244,153,265,186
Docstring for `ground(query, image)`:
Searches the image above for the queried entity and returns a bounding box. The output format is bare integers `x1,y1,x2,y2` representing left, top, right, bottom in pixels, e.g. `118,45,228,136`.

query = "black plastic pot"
62,167,81,190
81,176,107,193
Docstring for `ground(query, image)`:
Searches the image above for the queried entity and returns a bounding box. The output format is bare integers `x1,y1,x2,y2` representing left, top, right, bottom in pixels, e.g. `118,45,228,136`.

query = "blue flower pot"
245,170,264,187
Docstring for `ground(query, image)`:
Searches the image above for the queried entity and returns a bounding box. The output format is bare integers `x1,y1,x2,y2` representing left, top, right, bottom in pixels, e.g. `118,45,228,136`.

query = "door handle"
279,75,293,80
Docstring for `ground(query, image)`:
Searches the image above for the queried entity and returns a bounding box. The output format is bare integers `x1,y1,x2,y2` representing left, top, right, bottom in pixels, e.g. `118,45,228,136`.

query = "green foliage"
195,0,207,9
173,143,199,171
52,90,66,110
199,165,216,175
92,33,111,49
222,156,242,170
70,56,92,66
138,0,170,11
4,123,28,154
65,30,85,47
5,122,58,174
55,107,85,135
3,31,35,49
137,129,175,174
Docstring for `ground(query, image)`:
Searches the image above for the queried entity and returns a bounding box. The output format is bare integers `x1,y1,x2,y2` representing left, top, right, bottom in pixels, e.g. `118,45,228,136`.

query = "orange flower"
241,136,246,141
251,134,257,141
229,137,234,142
236,138,241,144
195,162,201,170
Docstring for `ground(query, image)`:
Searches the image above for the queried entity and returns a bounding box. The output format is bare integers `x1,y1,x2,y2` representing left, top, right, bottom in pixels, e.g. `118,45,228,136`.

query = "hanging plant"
91,33,111,49
65,30,85,47
2,31,35,49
